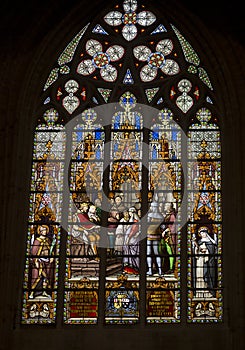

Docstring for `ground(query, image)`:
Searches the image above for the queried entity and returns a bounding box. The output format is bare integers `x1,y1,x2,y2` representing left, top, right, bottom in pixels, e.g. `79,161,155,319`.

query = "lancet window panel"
22,109,66,324
187,108,222,323
146,107,182,323
64,109,105,324
105,95,142,324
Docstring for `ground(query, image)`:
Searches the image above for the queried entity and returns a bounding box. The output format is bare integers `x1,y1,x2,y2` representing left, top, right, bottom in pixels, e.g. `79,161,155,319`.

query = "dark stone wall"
0,1,244,349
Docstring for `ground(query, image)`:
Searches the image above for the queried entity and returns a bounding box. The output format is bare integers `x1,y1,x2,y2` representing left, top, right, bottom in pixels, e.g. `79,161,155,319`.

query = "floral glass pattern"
104,0,156,41
133,39,180,82
77,39,124,82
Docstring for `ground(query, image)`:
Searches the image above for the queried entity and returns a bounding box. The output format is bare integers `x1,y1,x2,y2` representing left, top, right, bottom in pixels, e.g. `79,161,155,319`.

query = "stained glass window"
22,0,222,324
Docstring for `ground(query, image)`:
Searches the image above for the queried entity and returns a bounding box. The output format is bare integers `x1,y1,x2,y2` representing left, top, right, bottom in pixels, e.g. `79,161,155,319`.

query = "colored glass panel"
187,108,222,322
105,93,142,324
146,108,181,323
64,109,104,324
24,0,223,325
22,109,65,324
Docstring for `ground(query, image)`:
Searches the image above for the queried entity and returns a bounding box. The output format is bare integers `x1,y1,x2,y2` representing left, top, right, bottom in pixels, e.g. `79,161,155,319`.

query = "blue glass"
95,145,101,159
135,140,139,152
95,129,101,140
123,69,134,85
151,24,167,34
172,130,177,141
76,131,83,142
157,97,164,105
114,142,118,152
92,24,109,35
114,114,121,129
135,114,141,129
152,128,159,140
152,144,157,159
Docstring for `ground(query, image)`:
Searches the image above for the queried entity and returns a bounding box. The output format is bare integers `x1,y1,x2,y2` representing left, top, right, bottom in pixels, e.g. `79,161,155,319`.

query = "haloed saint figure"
29,225,55,299
192,227,217,299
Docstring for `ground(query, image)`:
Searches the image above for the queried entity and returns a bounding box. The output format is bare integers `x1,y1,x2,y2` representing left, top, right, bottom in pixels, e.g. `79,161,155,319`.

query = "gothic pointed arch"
22,0,222,325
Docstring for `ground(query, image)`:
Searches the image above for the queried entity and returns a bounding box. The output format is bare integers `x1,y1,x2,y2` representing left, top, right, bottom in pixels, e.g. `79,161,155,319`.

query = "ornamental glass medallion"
23,0,222,325
133,45,152,61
